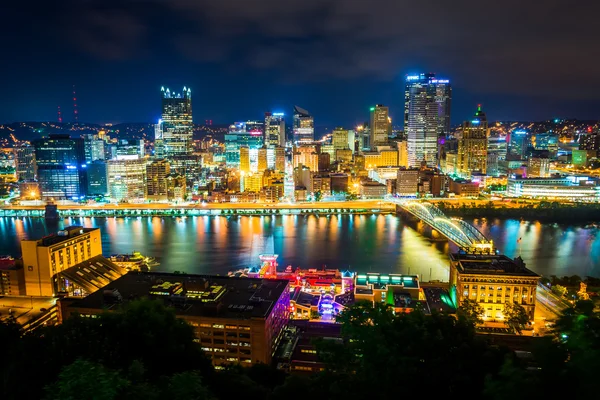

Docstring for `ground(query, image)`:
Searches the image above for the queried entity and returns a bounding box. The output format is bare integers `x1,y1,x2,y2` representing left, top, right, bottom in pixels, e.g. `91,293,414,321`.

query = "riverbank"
0,200,394,218
435,201,600,223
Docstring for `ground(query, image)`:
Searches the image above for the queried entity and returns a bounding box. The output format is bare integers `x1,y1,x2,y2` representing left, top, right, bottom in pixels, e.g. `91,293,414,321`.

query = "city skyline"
3,2,600,125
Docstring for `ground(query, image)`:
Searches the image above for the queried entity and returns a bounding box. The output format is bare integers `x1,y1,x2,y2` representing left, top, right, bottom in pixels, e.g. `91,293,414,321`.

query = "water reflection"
0,216,598,279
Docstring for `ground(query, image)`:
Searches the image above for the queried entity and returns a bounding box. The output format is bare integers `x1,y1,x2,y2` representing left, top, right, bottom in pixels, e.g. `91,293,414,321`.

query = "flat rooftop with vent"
59,272,291,367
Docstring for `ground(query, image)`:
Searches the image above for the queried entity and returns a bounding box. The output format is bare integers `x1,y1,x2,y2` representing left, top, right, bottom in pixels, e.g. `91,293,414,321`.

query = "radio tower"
72,85,78,123
57,106,62,123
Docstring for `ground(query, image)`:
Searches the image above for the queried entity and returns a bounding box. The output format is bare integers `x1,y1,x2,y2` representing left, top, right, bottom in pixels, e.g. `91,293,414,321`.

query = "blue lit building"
86,160,108,197
225,122,264,166
33,134,87,200
508,130,529,160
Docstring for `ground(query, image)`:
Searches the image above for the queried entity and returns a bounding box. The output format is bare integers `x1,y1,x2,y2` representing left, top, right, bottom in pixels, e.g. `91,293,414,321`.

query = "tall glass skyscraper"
293,106,314,143
264,112,286,147
13,144,37,181
404,73,452,167
33,134,86,200
155,86,193,158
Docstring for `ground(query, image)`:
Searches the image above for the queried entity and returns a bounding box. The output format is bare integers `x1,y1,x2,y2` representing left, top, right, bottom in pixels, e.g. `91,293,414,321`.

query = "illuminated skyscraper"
33,134,86,200
457,105,489,178
274,147,286,172
404,73,452,167
265,112,285,147
240,146,250,174
13,144,37,181
369,105,390,148
146,159,171,201
332,127,350,151
107,158,147,202
293,106,314,143
156,86,193,158
257,147,268,173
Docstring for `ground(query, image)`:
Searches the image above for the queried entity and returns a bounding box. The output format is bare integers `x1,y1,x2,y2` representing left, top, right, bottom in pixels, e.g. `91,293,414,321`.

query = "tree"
165,371,214,400
551,284,567,297
44,359,129,400
503,302,529,334
316,301,506,398
310,310,321,320
456,299,484,325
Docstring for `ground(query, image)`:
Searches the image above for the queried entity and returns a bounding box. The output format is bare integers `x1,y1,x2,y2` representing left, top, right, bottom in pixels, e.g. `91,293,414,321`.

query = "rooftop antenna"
57,106,62,123
72,85,78,123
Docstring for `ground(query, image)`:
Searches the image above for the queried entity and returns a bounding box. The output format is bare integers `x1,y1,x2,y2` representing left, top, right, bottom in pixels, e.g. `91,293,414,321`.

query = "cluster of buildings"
5,72,600,204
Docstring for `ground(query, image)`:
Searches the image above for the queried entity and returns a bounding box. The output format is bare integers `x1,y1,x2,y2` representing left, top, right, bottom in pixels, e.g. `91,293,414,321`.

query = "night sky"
3,1,600,129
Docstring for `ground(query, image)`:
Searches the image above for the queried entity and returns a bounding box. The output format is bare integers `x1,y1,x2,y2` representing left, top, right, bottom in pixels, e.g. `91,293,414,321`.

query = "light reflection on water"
0,215,598,279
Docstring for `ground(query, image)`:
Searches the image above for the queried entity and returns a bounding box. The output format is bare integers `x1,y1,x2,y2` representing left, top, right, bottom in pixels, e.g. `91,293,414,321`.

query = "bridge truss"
386,196,495,254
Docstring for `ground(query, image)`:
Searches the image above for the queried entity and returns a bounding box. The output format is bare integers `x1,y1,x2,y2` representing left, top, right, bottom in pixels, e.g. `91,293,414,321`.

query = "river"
0,215,598,280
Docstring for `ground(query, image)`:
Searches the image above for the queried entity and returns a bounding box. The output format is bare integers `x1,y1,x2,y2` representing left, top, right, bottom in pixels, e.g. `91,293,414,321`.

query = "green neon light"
370,107,375,111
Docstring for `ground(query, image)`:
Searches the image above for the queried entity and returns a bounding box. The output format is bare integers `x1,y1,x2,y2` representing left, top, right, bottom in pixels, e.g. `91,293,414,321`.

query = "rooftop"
65,272,289,320
30,226,98,247
451,253,539,277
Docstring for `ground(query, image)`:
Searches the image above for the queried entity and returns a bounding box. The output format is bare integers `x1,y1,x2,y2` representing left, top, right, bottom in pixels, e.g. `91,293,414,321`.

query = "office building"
59,273,290,367
33,134,86,200
108,139,144,160
274,147,286,171
531,133,559,153
580,133,600,152
396,169,419,197
397,140,408,168
265,112,285,147
335,149,353,163
21,227,103,296
507,176,600,201
332,127,350,151
572,150,588,167
331,173,349,193
242,173,264,193
240,146,250,173
487,135,507,176
257,147,268,173
156,86,193,158
354,273,424,313
293,145,319,171
146,159,171,201
369,105,390,148
13,144,37,181
527,157,550,178
457,105,489,178
225,122,264,166
83,134,105,162
359,178,386,198
448,177,480,197
508,130,529,160
449,253,540,322
363,148,399,169
107,158,147,202
86,160,108,197
293,106,314,143
405,73,451,167
166,174,186,201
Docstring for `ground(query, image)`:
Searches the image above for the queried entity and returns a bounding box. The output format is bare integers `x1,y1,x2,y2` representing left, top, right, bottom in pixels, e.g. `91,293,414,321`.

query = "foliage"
503,302,529,334
551,284,567,297
457,299,485,325
310,310,321,319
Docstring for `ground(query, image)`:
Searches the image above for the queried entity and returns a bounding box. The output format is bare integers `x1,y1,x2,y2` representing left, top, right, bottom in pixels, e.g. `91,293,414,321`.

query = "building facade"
156,86,193,158
449,253,540,322
146,159,171,201
369,105,390,148
507,176,600,201
265,112,285,147
293,106,314,144
405,73,451,167
13,144,37,181
33,134,86,200
458,106,488,178
107,158,147,202
22,227,103,296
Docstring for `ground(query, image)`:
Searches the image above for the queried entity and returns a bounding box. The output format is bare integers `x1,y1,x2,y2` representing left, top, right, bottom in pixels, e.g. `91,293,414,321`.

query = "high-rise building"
580,133,600,152
457,105,489,178
274,147,286,172
332,127,350,151
397,141,408,168
265,112,285,147
405,73,451,167
13,144,36,181
146,159,171,201
257,147,268,173
156,86,193,158
83,134,105,162
166,174,186,201
86,160,108,197
33,134,86,200
369,105,390,148
528,157,550,178
508,130,529,160
240,146,250,174
107,158,147,202
293,106,314,143
293,145,319,171
225,122,263,166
